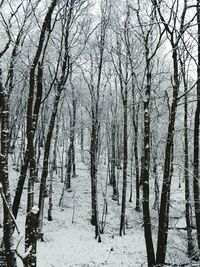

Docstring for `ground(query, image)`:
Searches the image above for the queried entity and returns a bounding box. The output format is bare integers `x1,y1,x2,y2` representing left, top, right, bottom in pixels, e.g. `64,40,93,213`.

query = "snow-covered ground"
0,151,195,266
36,160,146,267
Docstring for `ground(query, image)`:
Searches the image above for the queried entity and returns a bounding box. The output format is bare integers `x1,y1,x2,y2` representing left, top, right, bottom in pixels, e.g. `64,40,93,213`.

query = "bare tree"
152,0,189,264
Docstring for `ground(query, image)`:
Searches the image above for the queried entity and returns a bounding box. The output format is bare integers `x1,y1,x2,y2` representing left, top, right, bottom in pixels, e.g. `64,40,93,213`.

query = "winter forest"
1,0,200,266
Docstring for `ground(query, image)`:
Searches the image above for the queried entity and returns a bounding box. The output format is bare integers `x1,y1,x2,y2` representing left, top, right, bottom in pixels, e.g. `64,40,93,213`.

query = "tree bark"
110,116,118,200
25,207,39,267
142,60,155,266
119,95,128,236
0,73,17,267
156,49,179,266
12,0,57,221
38,0,72,239
193,0,200,253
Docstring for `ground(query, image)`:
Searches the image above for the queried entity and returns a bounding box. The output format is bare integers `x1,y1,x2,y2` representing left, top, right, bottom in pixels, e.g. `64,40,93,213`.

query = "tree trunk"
38,88,64,240
80,109,84,162
0,75,17,267
12,0,57,220
119,93,128,236
152,152,159,211
90,113,98,230
134,111,140,212
193,0,200,253
180,57,195,258
48,163,53,221
65,93,76,190
110,116,118,200
156,49,179,266
38,0,72,239
90,110,101,242
142,63,155,266
25,207,39,267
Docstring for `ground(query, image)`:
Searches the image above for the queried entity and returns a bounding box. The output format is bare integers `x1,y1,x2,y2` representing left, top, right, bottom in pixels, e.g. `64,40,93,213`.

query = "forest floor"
0,150,196,266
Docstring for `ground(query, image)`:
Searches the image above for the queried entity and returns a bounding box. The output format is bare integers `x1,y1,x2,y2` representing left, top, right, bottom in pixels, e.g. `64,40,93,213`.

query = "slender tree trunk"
90,112,99,233
65,143,72,190
89,7,108,242
129,145,133,203
179,57,195,257
12,0,57,220
27,62,43,214
152,152,159,211
71,87,76,178
65,93,76,189
119,92,128,236
12,150,29,218
193,0,200,253
128,27,140,212
134,112,140,212
52,119,59,173
38,88,65,240
156,49,179,266
48,163,53,221
65,114,73,190
90,109,101,242
111,116,118,200
80,109,84,162
38,0,74,240
142,61,155,266
184,92,194,258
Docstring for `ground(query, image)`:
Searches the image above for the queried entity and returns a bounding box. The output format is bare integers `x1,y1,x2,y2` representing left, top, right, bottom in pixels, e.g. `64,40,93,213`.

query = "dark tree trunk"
193,0,200,252
152,152,159,211
12,0,57,221
65,141,72,190
52,121,59,173
27,62,43,214
119,95,128,236
25,208,39,267
12,150,29,218
38,1,72,239
89,8,108,242
72,87,76,178
179,57,195,257
116,127,122,170
90,108,101,242
127,24,140,211
150,1,187,263
65,91,77,190
134,110,140,212
129,145,133,203
48,163,53,221
80,109,84,162
38,87,66,240
90,112,99,239
0,74,17,267
110,116,118,200
142,62,155,266
156,49,179,266
185,94,194,258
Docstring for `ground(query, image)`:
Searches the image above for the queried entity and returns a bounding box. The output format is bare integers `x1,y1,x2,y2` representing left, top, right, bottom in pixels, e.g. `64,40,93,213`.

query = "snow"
0,151,193,267
11,157,146,267
32,205,39,215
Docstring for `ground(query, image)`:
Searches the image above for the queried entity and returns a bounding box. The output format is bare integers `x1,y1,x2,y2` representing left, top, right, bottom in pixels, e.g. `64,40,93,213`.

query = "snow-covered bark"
0,71,17,267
